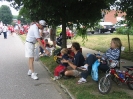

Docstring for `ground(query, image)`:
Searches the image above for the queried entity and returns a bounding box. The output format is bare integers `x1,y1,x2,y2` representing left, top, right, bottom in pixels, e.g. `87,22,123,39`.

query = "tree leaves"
0,5,13,24
8,0,118,47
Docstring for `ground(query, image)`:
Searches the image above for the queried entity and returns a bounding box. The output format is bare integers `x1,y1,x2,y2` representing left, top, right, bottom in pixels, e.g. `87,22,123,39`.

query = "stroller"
56,32,62,46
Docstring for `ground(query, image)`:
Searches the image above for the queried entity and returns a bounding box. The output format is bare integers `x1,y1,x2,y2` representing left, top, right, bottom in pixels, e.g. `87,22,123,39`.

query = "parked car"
114,23,127,29
96,22,115,33
87,27,95,34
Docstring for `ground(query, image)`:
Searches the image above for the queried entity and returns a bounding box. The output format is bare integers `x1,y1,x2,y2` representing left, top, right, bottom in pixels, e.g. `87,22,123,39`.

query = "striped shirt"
102,48,120,60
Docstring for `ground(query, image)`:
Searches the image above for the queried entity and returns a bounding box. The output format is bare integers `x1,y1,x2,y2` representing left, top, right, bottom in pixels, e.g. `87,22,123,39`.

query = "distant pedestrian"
25,20,49,80
11,25,14,36
2,24,8,39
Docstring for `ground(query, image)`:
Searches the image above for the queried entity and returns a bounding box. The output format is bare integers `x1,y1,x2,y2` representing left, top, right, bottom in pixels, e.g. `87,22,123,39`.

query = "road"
0,33,69,99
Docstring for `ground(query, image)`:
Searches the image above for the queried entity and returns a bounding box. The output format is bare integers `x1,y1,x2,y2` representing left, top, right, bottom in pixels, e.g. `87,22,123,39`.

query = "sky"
0,1,19,15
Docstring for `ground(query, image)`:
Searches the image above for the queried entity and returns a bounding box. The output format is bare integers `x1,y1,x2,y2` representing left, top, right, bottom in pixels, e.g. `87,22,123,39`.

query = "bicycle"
98,60,133,94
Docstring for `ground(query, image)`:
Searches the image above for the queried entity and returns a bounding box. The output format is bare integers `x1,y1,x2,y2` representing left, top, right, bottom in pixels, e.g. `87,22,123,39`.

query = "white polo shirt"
26,24,41,43
2,26,8,32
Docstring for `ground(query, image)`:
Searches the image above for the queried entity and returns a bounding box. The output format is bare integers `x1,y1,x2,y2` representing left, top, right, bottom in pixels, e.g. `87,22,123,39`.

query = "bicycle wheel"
98,76,112,94
127,73,133,90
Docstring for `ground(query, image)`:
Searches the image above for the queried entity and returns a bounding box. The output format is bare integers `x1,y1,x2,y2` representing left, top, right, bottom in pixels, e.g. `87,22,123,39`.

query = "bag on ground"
34,46,40,61
91,60,100,81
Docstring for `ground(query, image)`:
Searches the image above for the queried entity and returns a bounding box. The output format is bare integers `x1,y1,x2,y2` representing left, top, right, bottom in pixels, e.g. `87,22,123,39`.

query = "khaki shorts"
72,70,81,77
66,66,81,77
25,42,35,57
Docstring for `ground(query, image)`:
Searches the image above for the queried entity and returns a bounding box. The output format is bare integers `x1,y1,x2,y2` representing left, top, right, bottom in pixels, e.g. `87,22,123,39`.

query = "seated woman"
77,37,122,84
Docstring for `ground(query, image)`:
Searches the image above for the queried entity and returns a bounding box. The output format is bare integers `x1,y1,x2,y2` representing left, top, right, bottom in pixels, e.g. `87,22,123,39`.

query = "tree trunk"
127,32,131,52
61,18,67,48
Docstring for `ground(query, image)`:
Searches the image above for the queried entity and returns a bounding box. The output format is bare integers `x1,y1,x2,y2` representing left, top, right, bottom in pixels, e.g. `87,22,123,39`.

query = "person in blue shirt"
62,42,85,78
77,37,122,84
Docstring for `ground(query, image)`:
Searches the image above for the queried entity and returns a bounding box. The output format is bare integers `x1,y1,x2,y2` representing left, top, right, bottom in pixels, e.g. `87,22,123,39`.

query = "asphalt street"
0,33,68,99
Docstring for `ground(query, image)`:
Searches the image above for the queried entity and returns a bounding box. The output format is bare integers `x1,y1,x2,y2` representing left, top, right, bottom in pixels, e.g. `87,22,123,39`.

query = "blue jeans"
40,46,44,54
3,32,7,39
80,54,97,79
80,54,109,79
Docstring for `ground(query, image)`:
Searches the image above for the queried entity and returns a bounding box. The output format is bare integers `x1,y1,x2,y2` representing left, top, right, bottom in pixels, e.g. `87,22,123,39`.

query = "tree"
113,0,133,53
17,7,31,25
0,5,13,25
13,15,18,19
9,0,116,47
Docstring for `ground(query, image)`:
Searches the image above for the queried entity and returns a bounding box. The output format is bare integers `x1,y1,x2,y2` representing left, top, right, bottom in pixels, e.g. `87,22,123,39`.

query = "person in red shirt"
39,37,45,55
11,25,14,36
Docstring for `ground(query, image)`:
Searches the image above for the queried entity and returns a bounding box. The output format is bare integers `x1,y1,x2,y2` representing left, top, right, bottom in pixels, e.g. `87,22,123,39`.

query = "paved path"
0,33,68,99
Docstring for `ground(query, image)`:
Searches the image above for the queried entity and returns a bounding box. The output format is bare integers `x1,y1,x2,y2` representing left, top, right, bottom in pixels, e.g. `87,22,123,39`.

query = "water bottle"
118,71,125,80
122,71,125,80
116,69,123,78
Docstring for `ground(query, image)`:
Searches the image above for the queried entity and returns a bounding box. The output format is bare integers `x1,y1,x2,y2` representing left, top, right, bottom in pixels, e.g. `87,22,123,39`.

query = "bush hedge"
116,27,133,35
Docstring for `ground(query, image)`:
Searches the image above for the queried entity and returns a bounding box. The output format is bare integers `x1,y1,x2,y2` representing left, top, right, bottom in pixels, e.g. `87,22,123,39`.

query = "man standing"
25,20,48,80
2,24,8,39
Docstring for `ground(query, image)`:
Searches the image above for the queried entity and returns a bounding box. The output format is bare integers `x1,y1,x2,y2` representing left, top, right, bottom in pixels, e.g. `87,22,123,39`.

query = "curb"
40,61,75,99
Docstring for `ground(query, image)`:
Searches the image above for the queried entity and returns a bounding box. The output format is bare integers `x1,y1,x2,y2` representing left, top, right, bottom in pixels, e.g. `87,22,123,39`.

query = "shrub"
116,27,133,35
56,27,62,36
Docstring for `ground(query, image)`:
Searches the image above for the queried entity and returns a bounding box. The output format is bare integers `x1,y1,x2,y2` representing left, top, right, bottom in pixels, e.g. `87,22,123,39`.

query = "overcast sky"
0,1,19,15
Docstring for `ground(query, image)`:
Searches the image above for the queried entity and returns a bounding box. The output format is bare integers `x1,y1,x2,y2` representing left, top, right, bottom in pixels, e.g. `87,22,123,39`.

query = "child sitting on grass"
53,48,69,80
43,39,51,56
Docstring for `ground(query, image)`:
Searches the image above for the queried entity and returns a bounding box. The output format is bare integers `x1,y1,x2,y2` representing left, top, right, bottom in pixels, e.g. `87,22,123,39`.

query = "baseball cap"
39,20,46,27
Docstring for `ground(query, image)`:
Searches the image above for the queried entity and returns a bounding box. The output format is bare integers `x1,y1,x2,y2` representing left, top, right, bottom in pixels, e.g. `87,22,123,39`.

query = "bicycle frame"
108,68,133,83
98,63,133,94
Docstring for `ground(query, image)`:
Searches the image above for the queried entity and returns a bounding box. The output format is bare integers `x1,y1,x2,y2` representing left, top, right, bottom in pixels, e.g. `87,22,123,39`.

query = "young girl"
53,48,69,80
78,37,122,84
40,38,51,56
44,39,52,56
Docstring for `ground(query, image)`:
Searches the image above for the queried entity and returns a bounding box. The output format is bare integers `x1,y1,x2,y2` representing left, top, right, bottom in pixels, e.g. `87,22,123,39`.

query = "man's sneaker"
31,73,39,80
77,78,87,84
27,70,32,76
27,70,38,76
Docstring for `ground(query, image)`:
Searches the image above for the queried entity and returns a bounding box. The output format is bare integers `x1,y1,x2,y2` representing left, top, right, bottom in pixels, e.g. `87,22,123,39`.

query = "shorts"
72,70,81,77
25,42,35,57
46,47,51,52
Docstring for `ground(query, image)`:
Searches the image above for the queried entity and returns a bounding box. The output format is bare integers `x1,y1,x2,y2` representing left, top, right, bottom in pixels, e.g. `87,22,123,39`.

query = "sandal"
77,78,87,84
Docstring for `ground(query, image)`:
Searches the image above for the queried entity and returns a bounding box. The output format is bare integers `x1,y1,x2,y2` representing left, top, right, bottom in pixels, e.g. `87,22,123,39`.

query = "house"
103,10,126,24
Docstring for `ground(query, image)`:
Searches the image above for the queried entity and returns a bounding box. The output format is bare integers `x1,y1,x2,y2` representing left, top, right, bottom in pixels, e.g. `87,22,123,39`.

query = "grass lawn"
19,33,133,99
40,56,133,99
69,33,133,61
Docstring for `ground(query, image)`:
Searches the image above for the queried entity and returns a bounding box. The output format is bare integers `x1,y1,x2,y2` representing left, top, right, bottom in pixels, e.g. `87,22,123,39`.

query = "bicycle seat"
122,66,133,71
